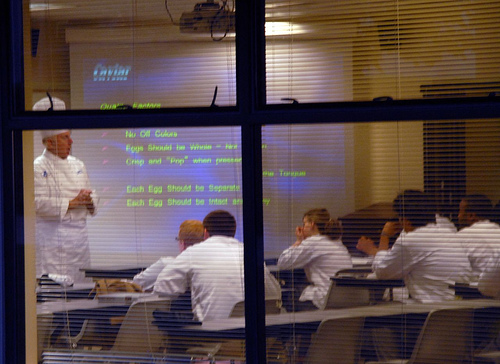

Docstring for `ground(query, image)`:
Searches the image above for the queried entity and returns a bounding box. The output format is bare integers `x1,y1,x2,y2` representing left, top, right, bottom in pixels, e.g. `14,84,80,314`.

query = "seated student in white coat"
154,210,281,322
357,190,473,361
455,194,500,281
277,208,353,311
357,189,473,303
478,254,500,298
132,220,204,291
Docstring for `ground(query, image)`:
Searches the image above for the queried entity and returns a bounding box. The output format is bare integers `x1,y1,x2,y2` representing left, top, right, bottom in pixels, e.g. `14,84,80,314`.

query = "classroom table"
36,282,96,302
351,256,374,268
331,276,405,303
174,299,500,339
168,299,500,361
452,282,487,299
80,265,147,280
37,293,163,360
268,258,374,312
37,297,500,363
37,293,161,315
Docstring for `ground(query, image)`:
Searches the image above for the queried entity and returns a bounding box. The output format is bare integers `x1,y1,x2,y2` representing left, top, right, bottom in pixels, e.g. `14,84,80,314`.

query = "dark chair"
366,308,474,364
305,317,365,364
186,299,285,363
322,279,371,309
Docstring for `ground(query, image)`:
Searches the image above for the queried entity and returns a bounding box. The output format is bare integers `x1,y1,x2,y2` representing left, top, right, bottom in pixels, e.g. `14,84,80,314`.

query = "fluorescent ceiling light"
30,2,68,11
266,22,308,36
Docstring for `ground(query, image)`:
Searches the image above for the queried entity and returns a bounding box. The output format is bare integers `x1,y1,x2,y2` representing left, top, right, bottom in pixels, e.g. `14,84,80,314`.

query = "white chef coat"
34,149,98,283
133,256,175,291
153,235,281,322
372,223,473,303
277,235,353,309
455,220,500,280
435,214,457,232
478,253,500,298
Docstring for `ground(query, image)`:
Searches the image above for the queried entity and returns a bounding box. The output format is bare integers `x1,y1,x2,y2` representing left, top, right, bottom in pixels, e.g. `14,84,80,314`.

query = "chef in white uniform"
34,129,98,283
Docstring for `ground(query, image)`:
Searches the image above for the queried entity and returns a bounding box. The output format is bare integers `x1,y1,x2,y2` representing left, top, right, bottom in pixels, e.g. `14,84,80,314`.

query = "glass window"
27,126,253,363
11,0,500,362
25,120,500,363
263,119,500,362
26,0,236,110
265,0,500,103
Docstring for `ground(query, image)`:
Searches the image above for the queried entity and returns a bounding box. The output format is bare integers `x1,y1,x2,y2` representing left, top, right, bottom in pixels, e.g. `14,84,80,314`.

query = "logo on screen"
93,63,132,82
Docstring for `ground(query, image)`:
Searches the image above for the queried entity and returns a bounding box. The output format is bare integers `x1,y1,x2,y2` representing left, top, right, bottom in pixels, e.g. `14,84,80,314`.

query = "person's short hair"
203,210,236,237
303,208,342,240
493,201,500,225
462,194,493,220
393,189,435,228
178,220,204,248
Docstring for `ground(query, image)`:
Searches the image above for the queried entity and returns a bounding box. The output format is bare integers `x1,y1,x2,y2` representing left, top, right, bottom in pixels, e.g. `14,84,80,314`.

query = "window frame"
2,1,500,364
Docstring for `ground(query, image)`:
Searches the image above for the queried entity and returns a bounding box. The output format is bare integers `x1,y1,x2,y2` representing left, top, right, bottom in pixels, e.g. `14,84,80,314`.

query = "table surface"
267,257,373,272
36,282,96,302
80,265,147,279
331,276,405,288
181,299,500,334
37,293,162,315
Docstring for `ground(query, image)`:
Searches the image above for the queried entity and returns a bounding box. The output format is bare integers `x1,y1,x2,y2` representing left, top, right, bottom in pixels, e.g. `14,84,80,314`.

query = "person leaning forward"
154,210,281,321
133,219,205,291
357,189,472,303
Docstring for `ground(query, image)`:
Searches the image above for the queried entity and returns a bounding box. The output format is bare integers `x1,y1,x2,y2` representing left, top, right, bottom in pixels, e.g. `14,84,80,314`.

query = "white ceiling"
29,0,363,42
29,0,205,24
28,0,360,26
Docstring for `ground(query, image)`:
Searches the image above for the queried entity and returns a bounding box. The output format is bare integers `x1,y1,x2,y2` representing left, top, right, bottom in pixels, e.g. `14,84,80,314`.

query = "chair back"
409,308,473,364
335,267,373,278
305,317,365,364
230,299,282,317
322,281,370,309
111,298,171,353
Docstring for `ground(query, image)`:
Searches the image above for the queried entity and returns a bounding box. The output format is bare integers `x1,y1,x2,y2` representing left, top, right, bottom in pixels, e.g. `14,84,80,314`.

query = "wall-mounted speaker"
31,28,40,57
377,20,400,50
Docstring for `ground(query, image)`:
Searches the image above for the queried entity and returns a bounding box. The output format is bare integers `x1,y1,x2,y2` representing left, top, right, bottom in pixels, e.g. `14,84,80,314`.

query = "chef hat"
32,96,66,111
40,130,70,140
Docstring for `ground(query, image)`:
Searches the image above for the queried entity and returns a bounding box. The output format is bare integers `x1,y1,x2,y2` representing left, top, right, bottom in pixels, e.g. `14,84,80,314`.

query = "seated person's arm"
357,221,399,256
133,257,174,291
153,256,189,298
478,256,500,298
277,226,310,269
357,222,411,280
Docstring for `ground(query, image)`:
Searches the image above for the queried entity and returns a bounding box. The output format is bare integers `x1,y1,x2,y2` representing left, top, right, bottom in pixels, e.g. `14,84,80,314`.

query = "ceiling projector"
180,1,235,33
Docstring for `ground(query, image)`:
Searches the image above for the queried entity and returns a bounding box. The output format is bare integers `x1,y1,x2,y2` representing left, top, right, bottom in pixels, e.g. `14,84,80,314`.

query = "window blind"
262,119,500,362
26,119,500,363
265,0,500,103
30,126,252,363
27,0,236,110
18,0,500,362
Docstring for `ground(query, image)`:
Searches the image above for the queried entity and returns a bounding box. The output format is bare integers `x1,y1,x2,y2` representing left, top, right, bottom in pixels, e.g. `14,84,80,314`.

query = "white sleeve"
133,257,174,291
478,256,500,298
81,163,99,216
264,264,282,300
372,240,411,280
34,161,69,219
153,254,190,298
277,241,314,270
